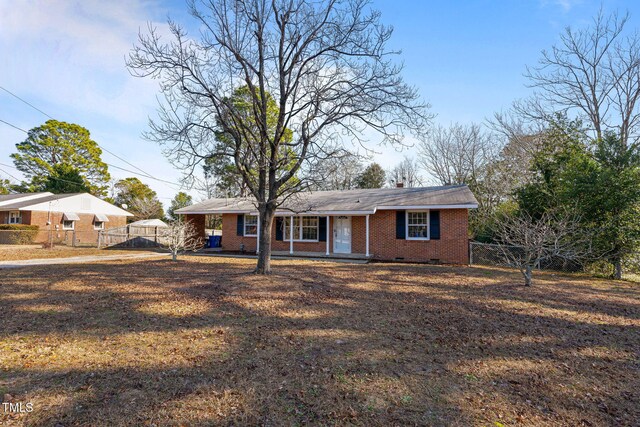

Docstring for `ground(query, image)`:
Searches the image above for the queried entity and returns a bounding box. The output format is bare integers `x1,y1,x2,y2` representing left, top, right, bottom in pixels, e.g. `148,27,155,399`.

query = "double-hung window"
244,214,258,236
301,216,319,240
8,211,21,224
94,221,105,230
406,211,429,240
62,220,75,230
284,216,319,241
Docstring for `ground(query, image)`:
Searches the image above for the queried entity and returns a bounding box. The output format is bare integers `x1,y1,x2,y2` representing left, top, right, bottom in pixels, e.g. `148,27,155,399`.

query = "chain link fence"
469,241,583,273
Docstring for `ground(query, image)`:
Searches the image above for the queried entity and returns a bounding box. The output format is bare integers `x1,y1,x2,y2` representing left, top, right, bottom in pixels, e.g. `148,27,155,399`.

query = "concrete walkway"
0,253,168,269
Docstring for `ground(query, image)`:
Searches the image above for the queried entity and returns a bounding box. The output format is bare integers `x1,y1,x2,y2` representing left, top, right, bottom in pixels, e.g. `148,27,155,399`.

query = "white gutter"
177,204,478,216
375,204,478,211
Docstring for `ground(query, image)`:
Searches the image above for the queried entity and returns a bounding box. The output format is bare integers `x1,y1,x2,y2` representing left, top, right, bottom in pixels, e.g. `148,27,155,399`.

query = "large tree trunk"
614,258,623,280
255,206,275,274
523,265,533,287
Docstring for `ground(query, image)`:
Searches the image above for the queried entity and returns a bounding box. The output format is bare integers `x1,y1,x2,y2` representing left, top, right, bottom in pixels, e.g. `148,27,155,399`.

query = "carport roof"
176,185,478,215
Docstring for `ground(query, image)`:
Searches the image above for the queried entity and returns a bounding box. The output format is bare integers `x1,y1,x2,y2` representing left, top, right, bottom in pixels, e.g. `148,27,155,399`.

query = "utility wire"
0,85,180,188
0,162,100,187
0,117,180,188
0,167,21,182
0,86,52,119
0,119,27,133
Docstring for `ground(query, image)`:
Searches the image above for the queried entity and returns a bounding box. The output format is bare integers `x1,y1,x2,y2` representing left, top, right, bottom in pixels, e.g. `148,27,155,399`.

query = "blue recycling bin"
208,235,222,248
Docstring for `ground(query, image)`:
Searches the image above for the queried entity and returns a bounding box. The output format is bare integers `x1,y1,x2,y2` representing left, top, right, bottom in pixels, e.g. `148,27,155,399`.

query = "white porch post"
326,215,330,255
256,214,260,254
289,215,294,254
365,214,370,257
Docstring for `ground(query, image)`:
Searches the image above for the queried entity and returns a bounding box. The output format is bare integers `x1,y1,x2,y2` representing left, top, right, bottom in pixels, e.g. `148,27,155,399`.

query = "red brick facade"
1,210,127,245
369,209,469,263
214,209,469,264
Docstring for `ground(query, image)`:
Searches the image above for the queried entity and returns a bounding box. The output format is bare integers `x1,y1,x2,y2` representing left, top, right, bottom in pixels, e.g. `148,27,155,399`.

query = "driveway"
0,252,168,269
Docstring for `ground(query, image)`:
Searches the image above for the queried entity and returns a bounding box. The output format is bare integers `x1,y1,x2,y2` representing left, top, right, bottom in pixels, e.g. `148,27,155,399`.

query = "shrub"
0,224,39,245
584,259,615,278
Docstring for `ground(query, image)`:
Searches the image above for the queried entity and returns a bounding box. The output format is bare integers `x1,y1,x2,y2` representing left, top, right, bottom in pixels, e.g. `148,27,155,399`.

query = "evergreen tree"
356,163,386,189
11,120,110,196
40,164,91,194
113,177,164,221
168,192,193,220
516,118,640,278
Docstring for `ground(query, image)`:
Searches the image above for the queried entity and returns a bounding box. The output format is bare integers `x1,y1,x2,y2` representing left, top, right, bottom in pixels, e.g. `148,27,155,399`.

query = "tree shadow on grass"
0,258,638,426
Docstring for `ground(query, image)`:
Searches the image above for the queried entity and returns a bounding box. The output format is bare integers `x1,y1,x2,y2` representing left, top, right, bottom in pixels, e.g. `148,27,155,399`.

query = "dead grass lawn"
0,257,638,426
0,245,153,262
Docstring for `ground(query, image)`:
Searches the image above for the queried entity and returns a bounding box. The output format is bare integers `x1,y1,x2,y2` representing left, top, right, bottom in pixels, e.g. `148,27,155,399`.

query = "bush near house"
0,224,39,245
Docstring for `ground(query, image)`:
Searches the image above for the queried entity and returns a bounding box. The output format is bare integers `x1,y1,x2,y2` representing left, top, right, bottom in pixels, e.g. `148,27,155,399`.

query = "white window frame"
284,216,319,242
406,210,430,240
8,211,22,224
62,220,75,230
94,221,105,230
243,214,258,237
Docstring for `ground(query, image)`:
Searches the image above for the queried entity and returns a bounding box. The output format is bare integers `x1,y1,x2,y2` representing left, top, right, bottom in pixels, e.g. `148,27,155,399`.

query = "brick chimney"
396,182,404,188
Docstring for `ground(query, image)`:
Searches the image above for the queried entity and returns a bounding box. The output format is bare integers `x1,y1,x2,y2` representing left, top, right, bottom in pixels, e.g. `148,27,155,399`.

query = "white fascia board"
177,210,252,215
274,210,375,216
177,206,476,215
375,204,478,211
179,210,377,216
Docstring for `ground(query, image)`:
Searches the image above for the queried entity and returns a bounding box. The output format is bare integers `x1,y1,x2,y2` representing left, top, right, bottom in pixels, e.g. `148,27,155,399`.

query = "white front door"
333,216,352,254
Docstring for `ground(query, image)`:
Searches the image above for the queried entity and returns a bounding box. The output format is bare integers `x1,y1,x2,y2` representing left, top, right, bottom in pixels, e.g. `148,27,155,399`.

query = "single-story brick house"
177,185,478,264
0,192,132,245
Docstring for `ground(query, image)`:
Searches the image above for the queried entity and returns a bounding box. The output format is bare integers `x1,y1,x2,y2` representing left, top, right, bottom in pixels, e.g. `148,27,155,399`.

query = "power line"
0,117,181,188
0,119,27,133
0,167,21,182
0,85,181,188
0,86,53,120
104,163,180,187
0,162,100,187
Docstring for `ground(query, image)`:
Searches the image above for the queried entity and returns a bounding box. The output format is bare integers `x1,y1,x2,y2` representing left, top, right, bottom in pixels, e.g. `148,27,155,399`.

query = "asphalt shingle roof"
0,193,79,210
0,192,51,203
176,185,478,215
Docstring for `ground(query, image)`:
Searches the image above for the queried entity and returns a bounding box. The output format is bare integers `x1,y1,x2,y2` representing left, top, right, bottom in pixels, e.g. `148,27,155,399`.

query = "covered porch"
266,213,373,258
188,212,373,258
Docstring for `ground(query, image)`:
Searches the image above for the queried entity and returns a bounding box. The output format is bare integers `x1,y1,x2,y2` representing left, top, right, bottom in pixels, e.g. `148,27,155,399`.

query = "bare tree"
387,156,423,187
160,220,203,261
481,111,550,211
130,195,165,221
306,149,364,190
495,211,588,286
127,0,429,273
419,123,496,185
524,9,640,146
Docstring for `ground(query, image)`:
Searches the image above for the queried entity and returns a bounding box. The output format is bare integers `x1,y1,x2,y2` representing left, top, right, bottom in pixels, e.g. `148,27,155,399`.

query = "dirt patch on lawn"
0,257,638,426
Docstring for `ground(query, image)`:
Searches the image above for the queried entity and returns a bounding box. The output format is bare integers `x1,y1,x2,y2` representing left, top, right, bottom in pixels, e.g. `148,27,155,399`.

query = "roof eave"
177,204,478,215
376,204,478,210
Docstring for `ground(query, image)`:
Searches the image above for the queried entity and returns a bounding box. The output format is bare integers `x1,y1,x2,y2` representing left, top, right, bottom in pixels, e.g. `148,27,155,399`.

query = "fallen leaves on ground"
0,257,638,426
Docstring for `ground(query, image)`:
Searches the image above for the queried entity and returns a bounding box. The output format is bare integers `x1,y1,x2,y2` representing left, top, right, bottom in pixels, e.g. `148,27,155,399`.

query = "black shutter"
396,210,406,239
275,217,283,241
430,210,440,240
318,216,327,241
236,214,244,236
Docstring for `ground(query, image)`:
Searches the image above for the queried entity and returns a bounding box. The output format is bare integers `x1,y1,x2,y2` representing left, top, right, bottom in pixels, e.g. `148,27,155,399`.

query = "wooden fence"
98,225,168,248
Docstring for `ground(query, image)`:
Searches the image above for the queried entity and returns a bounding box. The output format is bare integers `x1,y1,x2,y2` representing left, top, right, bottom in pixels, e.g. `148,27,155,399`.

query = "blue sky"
1,0,639,204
